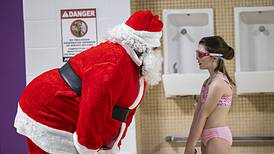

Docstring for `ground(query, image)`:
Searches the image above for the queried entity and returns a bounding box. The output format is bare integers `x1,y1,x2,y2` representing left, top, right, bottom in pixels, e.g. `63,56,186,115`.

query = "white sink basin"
162,9,214,97
234,6,274,94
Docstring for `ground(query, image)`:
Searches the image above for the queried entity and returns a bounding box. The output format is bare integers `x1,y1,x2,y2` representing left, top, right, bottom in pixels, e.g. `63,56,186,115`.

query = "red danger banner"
61,9,96,19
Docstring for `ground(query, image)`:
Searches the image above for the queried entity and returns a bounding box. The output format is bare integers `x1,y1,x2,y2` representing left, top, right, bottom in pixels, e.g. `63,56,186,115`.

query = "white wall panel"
25,48,57,76
23,0,56,20
24,20,57,48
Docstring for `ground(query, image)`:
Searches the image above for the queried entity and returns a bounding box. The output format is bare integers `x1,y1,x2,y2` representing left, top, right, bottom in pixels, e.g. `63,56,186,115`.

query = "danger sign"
61,8,97,62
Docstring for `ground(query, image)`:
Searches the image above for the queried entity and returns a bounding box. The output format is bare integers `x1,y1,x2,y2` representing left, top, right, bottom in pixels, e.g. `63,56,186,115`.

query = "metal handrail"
165,136,274,143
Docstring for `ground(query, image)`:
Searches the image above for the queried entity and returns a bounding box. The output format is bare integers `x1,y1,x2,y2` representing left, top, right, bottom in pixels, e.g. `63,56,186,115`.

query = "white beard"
141,48,163,86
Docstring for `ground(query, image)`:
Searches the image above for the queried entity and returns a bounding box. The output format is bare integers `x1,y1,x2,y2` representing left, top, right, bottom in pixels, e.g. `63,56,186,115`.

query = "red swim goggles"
195,49,223,59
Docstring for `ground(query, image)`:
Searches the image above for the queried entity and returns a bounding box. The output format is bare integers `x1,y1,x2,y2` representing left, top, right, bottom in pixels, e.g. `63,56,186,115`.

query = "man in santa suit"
14,10,163,154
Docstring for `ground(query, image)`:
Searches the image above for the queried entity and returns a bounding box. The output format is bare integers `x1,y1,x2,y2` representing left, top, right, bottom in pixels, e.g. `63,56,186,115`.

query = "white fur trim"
73,133,98,154
106,23,162,50
106,23,162,66
111,122,127,153
121,23,162,48
14,104,78,154
129,77,145,109
120,43,142,66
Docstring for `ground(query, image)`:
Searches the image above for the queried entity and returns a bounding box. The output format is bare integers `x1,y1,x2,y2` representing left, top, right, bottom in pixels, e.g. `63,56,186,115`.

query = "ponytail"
215,59,235,86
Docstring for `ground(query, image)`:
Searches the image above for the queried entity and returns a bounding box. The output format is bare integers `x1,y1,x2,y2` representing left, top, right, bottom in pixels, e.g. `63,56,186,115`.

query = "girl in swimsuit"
185,36,235,154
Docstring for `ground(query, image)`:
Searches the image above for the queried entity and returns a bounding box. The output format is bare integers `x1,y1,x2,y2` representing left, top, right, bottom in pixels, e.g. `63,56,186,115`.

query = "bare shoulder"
210,77,232,95
210,78,224,88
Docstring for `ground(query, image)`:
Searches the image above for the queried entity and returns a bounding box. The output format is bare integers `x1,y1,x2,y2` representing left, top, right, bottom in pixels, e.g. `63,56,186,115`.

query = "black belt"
59,62,82,96
112,106,130,122
58,62,130,122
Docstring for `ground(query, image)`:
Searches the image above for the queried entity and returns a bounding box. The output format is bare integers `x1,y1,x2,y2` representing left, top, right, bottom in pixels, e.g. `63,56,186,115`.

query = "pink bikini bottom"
201,126,232,146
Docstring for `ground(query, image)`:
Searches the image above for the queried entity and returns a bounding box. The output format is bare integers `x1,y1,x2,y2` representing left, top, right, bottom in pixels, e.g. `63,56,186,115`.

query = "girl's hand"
184,145,197,154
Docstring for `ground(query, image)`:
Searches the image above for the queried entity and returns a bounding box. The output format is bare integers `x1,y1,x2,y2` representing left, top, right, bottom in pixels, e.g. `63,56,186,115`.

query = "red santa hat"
125,10,163,32
107,10,163,49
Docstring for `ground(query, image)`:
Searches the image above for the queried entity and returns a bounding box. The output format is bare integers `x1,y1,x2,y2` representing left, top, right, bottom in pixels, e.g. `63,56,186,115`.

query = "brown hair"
199,36,235,85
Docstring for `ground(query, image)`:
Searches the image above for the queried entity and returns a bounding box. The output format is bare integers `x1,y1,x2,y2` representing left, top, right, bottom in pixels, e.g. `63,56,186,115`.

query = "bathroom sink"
162,9,214,97
234,6,274,94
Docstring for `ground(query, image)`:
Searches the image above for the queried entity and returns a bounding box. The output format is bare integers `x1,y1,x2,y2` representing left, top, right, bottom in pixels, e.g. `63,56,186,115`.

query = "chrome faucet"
173,62,178,73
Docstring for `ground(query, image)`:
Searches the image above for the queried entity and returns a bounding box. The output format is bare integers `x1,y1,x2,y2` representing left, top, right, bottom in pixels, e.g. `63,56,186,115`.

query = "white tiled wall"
24,20,57,48
23,0,56,20
23,1,136,154
25,48,57,76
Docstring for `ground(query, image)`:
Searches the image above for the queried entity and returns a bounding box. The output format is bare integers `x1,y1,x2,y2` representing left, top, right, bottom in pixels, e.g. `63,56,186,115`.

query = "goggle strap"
209,53,223,57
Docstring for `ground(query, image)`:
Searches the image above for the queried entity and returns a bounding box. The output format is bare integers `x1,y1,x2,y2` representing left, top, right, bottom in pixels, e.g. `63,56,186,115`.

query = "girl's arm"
185,97,201,154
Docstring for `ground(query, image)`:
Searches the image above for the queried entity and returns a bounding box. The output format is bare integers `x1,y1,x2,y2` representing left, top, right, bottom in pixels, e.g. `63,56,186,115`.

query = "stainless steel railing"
165,136,274,144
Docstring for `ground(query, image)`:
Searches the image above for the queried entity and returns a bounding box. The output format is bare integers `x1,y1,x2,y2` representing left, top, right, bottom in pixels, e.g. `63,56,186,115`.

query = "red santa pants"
27,138,48,154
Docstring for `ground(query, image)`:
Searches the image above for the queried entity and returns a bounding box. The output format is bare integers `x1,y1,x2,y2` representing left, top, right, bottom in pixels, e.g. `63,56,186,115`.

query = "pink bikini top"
200,77,232,107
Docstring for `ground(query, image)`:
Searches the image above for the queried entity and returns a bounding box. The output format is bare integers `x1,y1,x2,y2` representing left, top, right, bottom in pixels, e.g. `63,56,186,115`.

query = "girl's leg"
27,138,48,154
201,143,207,154
206,138,231,154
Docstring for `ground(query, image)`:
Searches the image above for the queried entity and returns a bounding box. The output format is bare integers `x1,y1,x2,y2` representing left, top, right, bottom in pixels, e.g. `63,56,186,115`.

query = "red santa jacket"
14,41,146,154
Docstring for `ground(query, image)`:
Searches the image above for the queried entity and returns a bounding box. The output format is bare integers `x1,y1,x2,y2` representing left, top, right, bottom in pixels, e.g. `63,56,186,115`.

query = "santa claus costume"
14,10,163,154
